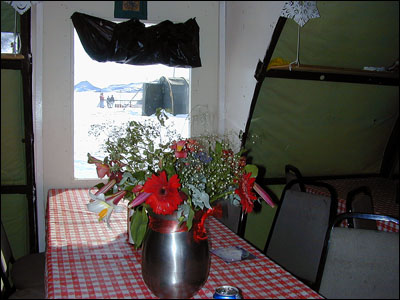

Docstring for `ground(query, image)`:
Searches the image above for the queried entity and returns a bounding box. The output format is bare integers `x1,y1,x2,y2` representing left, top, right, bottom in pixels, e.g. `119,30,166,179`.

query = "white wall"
33,1,220,251
225,1,284,135
32,1,284,251
40,0,219,189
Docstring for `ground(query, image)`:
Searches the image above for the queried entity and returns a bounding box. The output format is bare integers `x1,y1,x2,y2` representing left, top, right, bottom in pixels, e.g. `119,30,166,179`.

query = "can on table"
213,285,242,299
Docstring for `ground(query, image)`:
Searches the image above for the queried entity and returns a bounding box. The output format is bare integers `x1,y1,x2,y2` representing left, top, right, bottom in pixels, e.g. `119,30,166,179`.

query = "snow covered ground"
74,91,189,179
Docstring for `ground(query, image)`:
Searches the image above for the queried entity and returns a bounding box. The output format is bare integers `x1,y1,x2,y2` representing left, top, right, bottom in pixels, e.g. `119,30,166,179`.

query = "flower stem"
210,190,235,204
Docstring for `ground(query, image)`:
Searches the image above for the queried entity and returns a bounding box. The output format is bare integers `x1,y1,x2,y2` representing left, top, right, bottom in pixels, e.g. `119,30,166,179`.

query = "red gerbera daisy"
143,171,183,215
235,172,257,213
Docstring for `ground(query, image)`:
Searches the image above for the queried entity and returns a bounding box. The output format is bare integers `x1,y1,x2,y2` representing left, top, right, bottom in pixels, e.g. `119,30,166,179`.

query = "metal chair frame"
1,221,45,299
264,178,338,289
346,186,377,229
285,164,306,192
316,212,399,297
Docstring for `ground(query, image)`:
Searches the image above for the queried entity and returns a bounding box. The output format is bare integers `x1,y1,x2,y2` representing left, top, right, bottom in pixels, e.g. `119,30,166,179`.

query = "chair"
264,178,338,289
215,198,242,234
318,213,399,299
346,186,377,230
285,164,306,192
1,221,45,299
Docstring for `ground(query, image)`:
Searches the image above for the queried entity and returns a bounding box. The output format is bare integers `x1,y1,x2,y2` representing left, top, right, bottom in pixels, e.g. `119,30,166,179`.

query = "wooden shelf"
1,53,25,60
266,64,399,86
1,54,26,69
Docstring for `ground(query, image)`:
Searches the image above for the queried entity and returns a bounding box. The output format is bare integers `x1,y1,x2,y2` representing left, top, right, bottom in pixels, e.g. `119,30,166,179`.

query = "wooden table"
46,188,323,299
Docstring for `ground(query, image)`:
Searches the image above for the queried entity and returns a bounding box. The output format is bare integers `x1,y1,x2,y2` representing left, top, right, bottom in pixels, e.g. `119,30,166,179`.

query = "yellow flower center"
98,208,108,220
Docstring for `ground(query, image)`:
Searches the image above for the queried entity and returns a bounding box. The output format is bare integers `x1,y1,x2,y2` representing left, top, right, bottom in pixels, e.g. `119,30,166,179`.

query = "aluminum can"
213,285,242,299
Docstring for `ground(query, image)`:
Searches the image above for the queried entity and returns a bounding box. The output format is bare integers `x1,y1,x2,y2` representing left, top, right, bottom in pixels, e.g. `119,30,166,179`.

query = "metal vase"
141,212,210,299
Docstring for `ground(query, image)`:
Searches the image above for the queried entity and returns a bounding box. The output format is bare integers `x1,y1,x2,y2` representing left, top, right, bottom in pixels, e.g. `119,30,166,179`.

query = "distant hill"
74,81,143,93
74,81,101,92
107,82,143,93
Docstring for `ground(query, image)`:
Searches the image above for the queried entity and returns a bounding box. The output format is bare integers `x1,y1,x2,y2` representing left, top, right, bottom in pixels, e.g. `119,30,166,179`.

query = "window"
73,29,191,179
1,1,20,55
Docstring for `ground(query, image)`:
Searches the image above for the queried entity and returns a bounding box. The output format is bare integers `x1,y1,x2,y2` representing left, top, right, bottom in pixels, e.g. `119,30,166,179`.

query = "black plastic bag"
71,12,201,68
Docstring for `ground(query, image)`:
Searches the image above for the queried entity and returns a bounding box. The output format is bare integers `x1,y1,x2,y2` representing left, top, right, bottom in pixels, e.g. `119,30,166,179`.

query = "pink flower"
128,192,151,208
186,139,199,152
253,182,276,208
87,153,102,164
171,140,188,158
87,154,110,178
105,190,126,205
94,179,117,196
132,184,144,193
95,163,110,178
109,171,123,183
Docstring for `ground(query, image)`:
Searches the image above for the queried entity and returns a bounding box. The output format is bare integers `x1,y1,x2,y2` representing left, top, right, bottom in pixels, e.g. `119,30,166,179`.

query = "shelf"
1,53,25,60
1,54,26,69
266,64,399,86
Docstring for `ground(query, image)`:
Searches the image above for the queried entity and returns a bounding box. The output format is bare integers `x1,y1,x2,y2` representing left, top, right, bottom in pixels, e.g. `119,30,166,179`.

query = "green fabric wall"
244,185,283,251
1,69,29,259
1,1,20,33
247,79,398,178
243,1,399,250
1,194,29,259
1,70,26,185
1,2,30,259
277,1,399,69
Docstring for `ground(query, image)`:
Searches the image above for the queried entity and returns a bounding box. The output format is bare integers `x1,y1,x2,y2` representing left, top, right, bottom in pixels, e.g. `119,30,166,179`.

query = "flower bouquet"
87,109,275,248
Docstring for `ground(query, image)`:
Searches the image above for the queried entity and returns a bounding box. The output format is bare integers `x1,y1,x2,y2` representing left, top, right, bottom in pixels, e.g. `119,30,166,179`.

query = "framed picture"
114,1,148,20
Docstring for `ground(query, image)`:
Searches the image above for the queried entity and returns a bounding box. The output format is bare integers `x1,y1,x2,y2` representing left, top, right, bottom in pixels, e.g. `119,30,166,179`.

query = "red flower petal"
143,171,183,215
235,172,257,213
109,171,123,183
175,151,188,158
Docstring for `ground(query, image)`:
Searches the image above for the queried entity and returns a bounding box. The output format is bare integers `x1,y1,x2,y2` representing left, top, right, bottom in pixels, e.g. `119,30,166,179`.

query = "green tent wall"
1,2,36,258
243,1,399,250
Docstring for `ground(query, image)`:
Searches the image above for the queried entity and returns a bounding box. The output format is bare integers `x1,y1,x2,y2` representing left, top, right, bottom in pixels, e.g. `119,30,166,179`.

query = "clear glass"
1,32,20,54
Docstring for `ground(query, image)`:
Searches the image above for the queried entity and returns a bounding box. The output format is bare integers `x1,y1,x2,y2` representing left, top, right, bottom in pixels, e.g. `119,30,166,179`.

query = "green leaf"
94,182,105,190
181,187,190,195
244,164,258,178
164,164,176,178
186,208,195,231
132,171,146,181
130,207,149,249
156,108,168,126
215,141,222,155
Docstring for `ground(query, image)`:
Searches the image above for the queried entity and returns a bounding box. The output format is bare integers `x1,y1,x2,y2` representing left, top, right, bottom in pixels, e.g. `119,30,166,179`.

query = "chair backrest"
1,264,15,300
215,198,242,234
285,164,306,192
346,186,377,230
1,221,16,299
264,179,337,288
1,221,15,278
318,213,399,299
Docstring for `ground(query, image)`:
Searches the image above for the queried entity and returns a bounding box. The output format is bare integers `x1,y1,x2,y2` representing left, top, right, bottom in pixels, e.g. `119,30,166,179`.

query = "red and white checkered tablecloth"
306,187,399,232
46,188,323,299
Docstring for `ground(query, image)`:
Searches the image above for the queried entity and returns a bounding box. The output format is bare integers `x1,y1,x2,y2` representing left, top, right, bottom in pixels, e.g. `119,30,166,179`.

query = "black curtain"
71,12,201,68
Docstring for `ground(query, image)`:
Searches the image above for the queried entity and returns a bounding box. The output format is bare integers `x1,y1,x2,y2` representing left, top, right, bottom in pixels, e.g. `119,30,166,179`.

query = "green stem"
210,190,235,204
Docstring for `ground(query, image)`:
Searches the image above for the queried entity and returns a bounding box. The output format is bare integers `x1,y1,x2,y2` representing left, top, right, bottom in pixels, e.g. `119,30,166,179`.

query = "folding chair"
1,221,45,299
318,213,399,299
285,164,306,192
346,186,377,230
264,178,337,289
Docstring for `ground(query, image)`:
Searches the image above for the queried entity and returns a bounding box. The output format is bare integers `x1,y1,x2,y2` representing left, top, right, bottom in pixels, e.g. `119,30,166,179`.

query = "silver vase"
141,212,210,299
